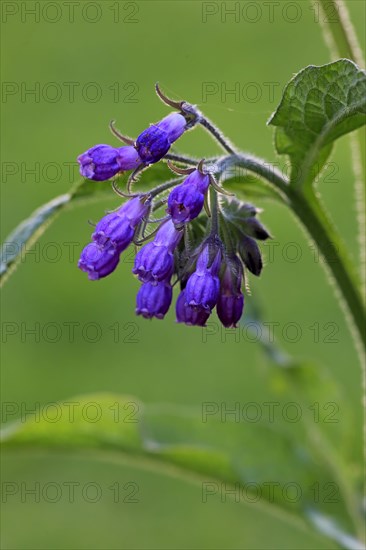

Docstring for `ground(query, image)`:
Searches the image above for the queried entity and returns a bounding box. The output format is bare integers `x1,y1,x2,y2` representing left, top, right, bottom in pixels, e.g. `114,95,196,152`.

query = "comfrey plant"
2,56,366,549
76,86,271,327
2,60,365,345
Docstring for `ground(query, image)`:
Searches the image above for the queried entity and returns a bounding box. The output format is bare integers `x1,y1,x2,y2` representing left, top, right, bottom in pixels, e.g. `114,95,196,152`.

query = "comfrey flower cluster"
78,112,187,181
77,86,270,327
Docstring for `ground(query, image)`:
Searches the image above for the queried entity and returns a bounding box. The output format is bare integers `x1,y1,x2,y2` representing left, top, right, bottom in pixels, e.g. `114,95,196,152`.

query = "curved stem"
199,116,237,154
165,152,220,167
217,153,289,196
219,213,235,256
209,187,219,235
313,0,366,293
149,177,183,198
288,186,366,350
215,153,366,351
164,153,198,166
314,0,366,467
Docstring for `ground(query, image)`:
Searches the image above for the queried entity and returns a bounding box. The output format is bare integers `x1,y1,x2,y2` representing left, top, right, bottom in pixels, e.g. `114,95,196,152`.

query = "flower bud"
217,260,244,328
133,220,182,283
176,291,211,326
157,112,186,143
77,144,140,181
185,247,221,311
167,183,204,224
136,112,188,165
78,241,120,280
195,245,221,275
136,282,172,319
135,126,170,165
167,168,211,225
133,242,174,283
152,219,184,250
92,197,149,250
182,169,210,195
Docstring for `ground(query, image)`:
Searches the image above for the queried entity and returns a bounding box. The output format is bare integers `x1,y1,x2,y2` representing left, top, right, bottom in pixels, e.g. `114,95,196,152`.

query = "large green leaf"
0,381,361,550
1,293,363,548
0,163,172,286
268,60,366,187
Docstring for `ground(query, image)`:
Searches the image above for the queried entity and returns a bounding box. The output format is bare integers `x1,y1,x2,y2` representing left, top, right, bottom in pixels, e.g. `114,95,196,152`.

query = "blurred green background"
1,1,365,548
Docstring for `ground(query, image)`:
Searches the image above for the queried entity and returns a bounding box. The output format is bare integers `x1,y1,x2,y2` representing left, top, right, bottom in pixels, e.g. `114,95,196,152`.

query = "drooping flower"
75,89,271,328
136,112,187,165
78,196,150,281
136,281,173,319
217,258,244,328
133,220,183,282
184,245,221,311
157,112,187,143
78,241,121,281
167,184,204,224
167,169,210,224
176,290,211,327
77,144,141,181
183,170,211,195
92,196,150,250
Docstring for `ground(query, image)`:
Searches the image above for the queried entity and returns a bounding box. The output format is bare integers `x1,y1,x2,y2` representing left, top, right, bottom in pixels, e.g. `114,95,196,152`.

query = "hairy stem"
315,0,364,67
217,153,289,196
209,187,219,235
149,177,183,198
216,153,366,351
199,116,237,154
165,153,198,166
314,0,366,289
314,0,366,473
288,186,365,349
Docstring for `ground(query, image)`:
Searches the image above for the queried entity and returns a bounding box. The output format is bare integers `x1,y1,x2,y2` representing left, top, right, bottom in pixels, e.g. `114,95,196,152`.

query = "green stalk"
316,0,366,183
218,153,366,351
287,186,366,351
209,187,219,235
315,0,364,66
314,0,366,290
314,0,366,471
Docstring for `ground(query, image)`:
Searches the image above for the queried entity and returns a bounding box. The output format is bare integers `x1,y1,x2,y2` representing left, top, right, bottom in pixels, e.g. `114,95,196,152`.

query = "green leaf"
241,296,364,546
0,163,172,286
0,386,358,548
268,59,366,187
1,294,362,548
243,296,360,460
220,196,261,225
218,197,271,271
0,193,72,285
